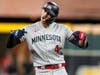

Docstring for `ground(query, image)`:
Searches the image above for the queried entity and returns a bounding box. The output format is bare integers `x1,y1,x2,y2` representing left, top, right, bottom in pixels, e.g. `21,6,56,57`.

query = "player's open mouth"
42,17,47,21
42,16,46,19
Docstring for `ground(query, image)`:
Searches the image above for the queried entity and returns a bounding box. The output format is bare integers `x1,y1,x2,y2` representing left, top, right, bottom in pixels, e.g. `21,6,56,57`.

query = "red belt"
37,63,66,69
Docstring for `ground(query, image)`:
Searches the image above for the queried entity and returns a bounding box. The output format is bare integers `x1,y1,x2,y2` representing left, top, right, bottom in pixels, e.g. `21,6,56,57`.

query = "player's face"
41,9,51,23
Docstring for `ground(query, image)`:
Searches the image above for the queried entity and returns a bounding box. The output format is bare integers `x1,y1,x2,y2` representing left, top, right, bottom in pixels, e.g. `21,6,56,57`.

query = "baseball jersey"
23,21,73,66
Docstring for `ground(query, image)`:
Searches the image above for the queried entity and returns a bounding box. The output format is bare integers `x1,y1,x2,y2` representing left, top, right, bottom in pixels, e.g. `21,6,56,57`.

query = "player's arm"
11,41,28,75
6,29,33,75
11,41,33,75
69,31,88,49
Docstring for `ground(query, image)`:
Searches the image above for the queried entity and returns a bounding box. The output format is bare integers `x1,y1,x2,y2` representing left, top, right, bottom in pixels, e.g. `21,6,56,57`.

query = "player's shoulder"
53,22,63,27
54,22,69,29
22,21,39,31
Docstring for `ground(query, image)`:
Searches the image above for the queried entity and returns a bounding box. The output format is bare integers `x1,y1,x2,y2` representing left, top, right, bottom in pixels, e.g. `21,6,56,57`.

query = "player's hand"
72,31,86,41
11,29,27,41
70,31,88,48
78,31,86,41
78,31,88,48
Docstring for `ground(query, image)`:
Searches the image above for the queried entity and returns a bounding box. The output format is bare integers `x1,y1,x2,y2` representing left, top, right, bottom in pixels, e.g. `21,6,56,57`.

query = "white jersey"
23,21,73,66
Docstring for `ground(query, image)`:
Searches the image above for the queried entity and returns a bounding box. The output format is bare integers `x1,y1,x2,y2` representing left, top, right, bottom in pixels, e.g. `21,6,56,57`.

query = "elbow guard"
7,34,21,48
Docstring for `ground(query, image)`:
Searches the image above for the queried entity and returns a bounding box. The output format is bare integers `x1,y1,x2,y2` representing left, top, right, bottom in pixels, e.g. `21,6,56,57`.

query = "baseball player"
7,1,88,75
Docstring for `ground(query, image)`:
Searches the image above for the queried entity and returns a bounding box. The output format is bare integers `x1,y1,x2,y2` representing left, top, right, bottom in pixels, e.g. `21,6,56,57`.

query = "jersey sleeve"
63,25,73,40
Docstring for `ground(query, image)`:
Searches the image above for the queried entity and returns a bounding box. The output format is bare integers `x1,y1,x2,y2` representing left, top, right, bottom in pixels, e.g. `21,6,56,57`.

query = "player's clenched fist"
69,31,88,49
78,31,88,48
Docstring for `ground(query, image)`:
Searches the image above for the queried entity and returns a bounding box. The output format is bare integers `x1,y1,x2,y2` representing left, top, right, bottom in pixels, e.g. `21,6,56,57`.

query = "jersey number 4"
54,45,63,54
54,45,60,53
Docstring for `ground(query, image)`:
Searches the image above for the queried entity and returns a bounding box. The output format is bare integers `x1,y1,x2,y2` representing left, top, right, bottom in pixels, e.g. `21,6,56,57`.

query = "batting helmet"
42,2,59,24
